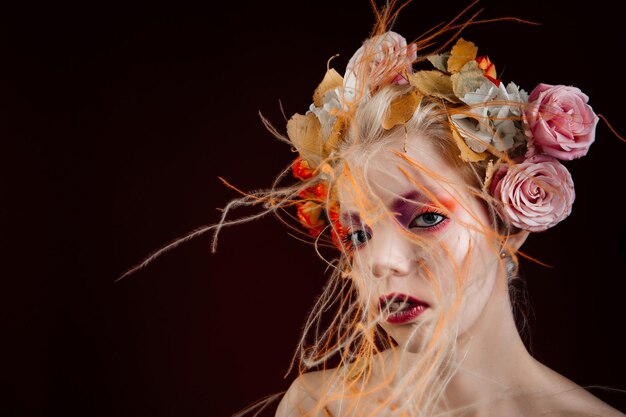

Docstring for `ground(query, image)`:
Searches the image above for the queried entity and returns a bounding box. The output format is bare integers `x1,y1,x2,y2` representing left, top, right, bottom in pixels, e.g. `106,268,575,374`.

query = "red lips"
379,293,430,324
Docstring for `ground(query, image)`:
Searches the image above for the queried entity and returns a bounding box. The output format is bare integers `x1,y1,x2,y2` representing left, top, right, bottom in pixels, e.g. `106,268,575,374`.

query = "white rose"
343,31,417,104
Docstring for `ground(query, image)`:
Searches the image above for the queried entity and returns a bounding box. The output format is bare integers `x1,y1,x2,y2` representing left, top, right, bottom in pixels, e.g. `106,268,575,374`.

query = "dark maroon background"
3,0,626,416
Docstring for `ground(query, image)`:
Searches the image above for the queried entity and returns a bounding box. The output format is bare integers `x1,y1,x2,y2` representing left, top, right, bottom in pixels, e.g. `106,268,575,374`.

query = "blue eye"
346,230,371,248
410,212,447,228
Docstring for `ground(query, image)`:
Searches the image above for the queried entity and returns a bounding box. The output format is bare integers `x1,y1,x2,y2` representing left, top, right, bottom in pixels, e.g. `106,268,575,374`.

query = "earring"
500,251,507,258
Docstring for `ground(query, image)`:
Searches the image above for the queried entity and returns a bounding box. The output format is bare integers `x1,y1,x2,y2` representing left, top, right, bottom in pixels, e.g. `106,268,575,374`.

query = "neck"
439,274,542,414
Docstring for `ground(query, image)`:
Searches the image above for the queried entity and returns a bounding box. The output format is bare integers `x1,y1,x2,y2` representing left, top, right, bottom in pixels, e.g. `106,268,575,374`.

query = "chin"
384,323,431,353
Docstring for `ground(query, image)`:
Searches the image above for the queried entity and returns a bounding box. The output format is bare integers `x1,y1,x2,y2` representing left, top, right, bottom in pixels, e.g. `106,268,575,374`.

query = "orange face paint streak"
437,195,457,213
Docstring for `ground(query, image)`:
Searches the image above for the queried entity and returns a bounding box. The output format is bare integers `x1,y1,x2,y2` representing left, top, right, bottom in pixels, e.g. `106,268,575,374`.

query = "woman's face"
338,133,505,351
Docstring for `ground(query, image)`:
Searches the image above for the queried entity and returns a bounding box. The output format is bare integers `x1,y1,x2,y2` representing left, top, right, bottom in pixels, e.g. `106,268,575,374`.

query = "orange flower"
297,181,328,201
294,180,347,249
296,201,326,237
292,156,314,180
476,56,500,87
327,202,347,250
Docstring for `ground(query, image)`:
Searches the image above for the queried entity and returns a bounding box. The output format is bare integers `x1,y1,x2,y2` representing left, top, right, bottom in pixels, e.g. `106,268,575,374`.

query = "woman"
251,5,623,416
274,63,622,416
118,2,625,416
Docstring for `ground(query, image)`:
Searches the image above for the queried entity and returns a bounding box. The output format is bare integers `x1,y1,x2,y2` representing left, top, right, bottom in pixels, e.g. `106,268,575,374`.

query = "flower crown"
288,32,599,247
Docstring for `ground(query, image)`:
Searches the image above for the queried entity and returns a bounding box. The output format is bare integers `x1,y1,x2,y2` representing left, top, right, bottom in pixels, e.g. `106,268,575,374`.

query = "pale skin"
276,133,624,417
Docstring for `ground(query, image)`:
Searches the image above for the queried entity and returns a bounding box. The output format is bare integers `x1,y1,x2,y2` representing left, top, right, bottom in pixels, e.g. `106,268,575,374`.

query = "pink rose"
489,155,575,232
524,83,598,160
344,31,417,102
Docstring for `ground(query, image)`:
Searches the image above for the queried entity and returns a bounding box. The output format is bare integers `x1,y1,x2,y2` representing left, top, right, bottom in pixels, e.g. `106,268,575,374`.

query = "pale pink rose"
343,31,417,102
524,83,598,160
489,155,575,232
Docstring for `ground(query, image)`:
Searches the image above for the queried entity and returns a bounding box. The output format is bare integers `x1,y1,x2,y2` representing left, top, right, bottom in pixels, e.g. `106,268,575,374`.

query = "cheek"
454,235,501,320
347,262,376,302
426,231,497,305
421,225,473,293
348,252,368,282
438,203,494,271
349,255,394,313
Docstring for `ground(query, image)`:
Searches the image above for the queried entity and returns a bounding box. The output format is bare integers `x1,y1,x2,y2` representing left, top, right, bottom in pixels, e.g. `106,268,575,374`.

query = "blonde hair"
277,82,530,416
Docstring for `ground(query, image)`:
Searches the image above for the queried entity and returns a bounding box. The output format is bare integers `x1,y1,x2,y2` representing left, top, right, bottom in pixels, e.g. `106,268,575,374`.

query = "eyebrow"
340,190,424,226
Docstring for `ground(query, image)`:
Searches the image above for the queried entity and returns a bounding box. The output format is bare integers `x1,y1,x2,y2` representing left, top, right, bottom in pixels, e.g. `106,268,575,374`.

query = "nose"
366,222,413,279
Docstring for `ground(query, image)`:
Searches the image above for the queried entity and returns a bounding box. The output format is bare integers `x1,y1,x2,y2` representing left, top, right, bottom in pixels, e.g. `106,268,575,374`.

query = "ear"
506,229,530,252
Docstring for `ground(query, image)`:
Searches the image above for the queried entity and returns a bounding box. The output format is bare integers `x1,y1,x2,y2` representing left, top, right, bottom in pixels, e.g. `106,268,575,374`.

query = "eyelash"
409,207,449,231
342,207,450,250
342,227,371,251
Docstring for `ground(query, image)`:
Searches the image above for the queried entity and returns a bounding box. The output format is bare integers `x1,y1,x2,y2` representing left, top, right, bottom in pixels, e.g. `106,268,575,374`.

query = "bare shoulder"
548,390,625,417
275,368,339,417
529,361,625,417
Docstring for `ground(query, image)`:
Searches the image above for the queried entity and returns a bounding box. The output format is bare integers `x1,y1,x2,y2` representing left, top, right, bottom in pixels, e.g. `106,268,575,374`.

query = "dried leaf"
427,54,449,72
482,159,496,193
450,60,487,99
381,90,420,130
449,118,488,162
409,70,458,102
447,38,478,73
312,69,343,107
323,116,345,155
287,112,323,167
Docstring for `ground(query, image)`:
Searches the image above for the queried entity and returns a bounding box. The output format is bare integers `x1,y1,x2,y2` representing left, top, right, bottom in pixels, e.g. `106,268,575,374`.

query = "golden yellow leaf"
409,70,458,102
287,112,323,167
381,90,420,130
312,68,343,107
449,118,488,162
447,38,478,73
450,60,486,99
